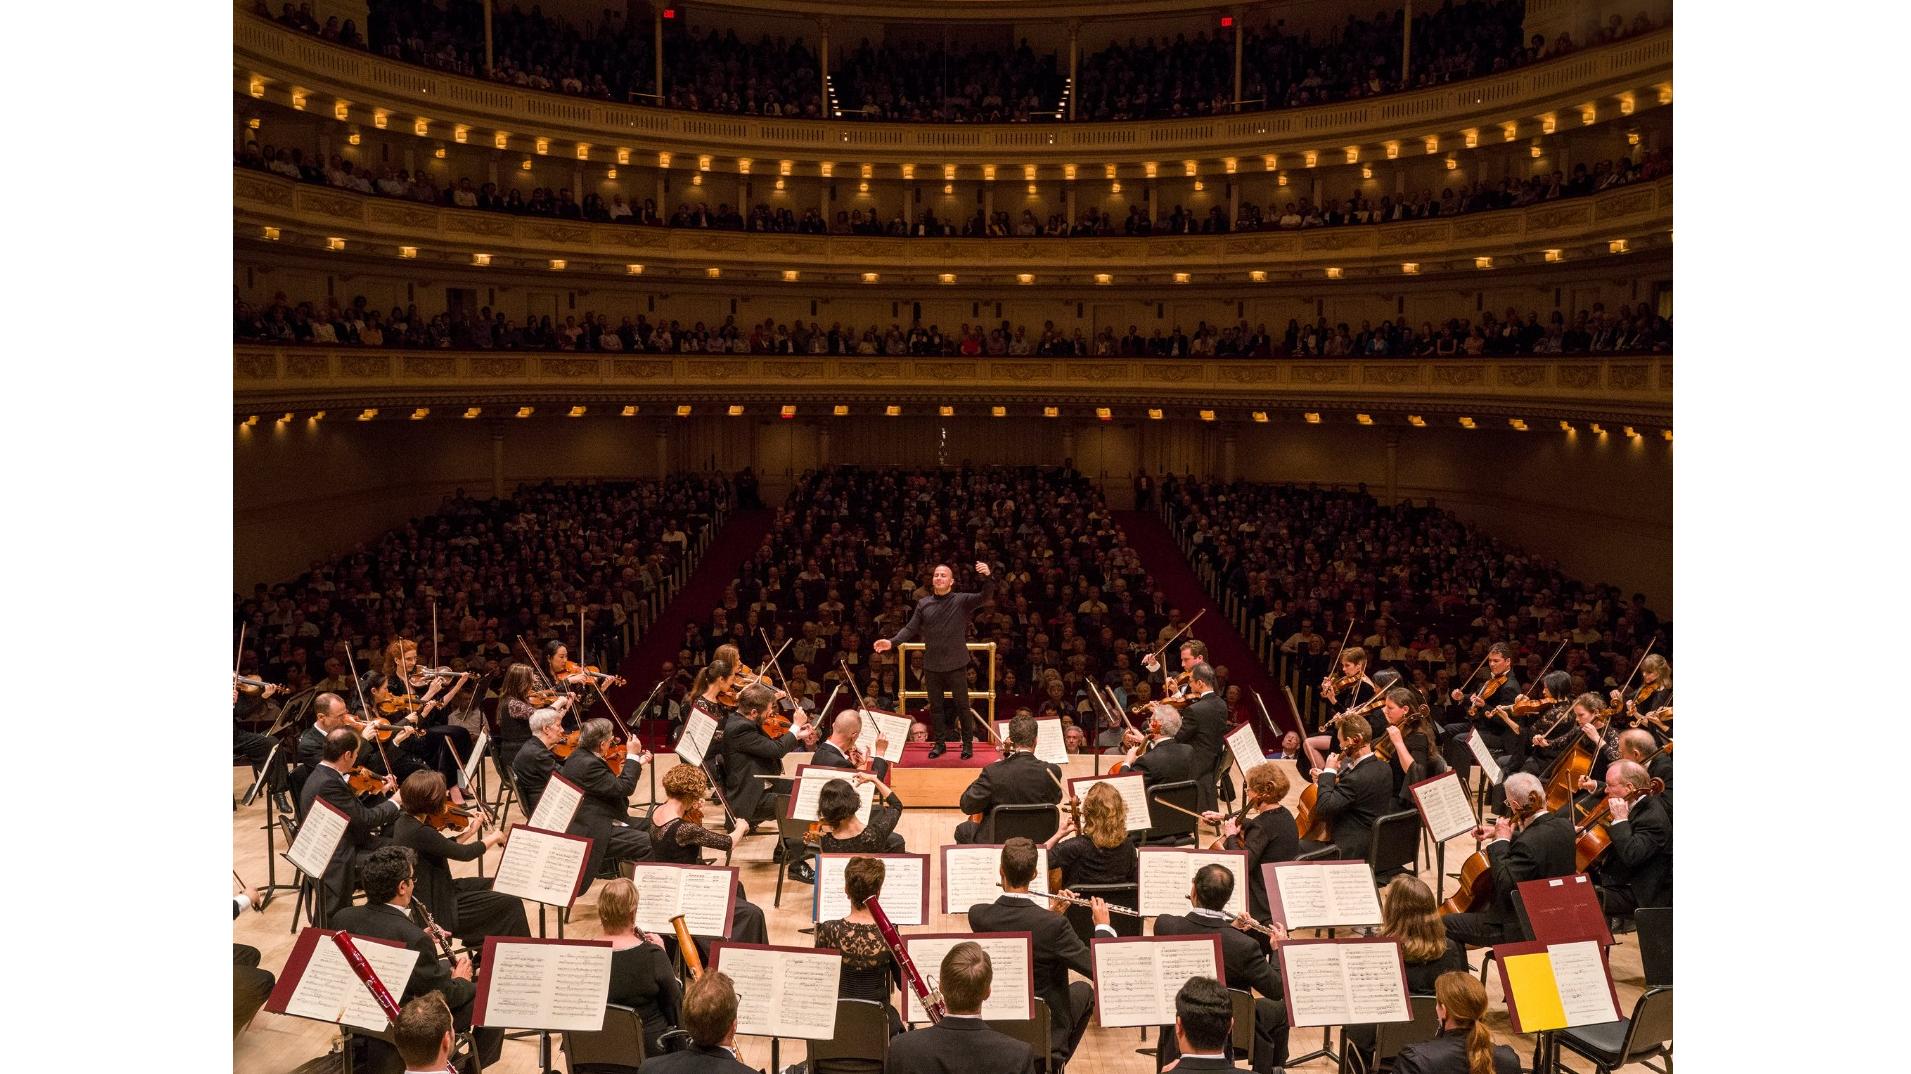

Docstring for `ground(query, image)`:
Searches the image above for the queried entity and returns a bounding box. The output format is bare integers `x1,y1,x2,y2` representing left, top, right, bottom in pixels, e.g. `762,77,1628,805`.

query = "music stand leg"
257,788,299,908
770,1037,780,1074
1433,842,1447,904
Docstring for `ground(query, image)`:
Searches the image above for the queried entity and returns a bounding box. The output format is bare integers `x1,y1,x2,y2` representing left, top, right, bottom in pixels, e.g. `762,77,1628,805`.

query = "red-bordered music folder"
472,936,613,1031
1517,873,1613,946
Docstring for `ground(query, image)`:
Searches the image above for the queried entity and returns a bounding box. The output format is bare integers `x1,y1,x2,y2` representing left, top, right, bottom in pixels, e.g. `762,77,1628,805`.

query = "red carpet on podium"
603,509,775,745
1113,510,1301,737
896,741,1001,768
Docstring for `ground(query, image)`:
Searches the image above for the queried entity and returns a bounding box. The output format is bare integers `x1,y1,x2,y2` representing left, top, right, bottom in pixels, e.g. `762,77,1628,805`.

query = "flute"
997,883,1148,918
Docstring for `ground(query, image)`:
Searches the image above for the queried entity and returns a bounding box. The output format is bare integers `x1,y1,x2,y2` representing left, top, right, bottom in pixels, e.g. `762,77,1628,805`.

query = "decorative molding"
1363,365,1420,386
402,356,459,379
1431,365,1485,386
1557,364,1602,389
236,353,278,380
539,357,601,378
1608,363,1649,390
1292,364,1353,384
470,356,526,378
338,355,392,378
1496,364,1547,387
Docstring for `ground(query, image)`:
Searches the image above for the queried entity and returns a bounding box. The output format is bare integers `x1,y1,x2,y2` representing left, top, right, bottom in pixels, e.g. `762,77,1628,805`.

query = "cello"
1439,796,1538,916
1571,777,1665,871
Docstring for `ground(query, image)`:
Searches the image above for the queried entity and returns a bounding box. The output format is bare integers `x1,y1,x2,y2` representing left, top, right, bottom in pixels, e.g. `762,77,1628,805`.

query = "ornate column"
818,17,832,114
1401,0,1412,88
1232,9,1245,110
654,7,665,103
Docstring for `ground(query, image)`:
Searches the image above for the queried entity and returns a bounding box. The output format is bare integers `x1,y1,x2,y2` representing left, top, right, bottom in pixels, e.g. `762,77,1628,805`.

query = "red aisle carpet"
1113,510,1301,738
603,509,775,745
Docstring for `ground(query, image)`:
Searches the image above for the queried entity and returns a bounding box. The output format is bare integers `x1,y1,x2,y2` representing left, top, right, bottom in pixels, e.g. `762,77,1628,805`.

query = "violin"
1373,708,1429,762
558,658,626,688
376,692,429,717
1470,670,1511,712
347,713,419,744
422,800,480,833
234,674,286,692
528,687,563,708
716,662,757,708
347,766,390,796
761,710,793,740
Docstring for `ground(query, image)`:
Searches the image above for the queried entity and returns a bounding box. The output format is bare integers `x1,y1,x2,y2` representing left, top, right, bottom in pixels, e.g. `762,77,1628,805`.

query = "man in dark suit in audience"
720,684,815,828
511,708,565,817
968,838,1115,1070
1300,711,1395,865
297,728,399,921
560,718,653,890
887,942,1037,1074
1128,708,1196,788
1592,760,1672,915
1167,976,1251,1073
1152,865,1289,1073
636,971,758,1074
955,713,1063,843
1442,771,1577,950
330,846,503,1070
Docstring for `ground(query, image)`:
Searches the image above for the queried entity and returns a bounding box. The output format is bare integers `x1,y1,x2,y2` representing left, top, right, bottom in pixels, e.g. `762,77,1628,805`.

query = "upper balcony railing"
236,12,1671,166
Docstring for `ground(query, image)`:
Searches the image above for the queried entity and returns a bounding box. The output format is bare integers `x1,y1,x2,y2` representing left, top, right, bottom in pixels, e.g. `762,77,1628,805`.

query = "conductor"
874,560,993,759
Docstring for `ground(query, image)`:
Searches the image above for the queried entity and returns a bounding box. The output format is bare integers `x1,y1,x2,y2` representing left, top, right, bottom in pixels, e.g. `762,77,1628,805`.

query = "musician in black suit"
1126,708,1196,788
297,728,399,921
1167,664,1228,811
1167,976,1250,1073
1442,643,1520,778
560,718,654,891
720,682,815,828
330,846,503,1069
1152,865,1289,1073
811,710,901,803
636,971,758,1074
1441,772,1577,950
887,942,1037,1074
955,714,1063,843
1300,712,1395,866
968,838,1117,1069
1576,729,1672,801
1202,763,1300,925
510,707,566,817
393,994,459,1074
1592,760,1672,915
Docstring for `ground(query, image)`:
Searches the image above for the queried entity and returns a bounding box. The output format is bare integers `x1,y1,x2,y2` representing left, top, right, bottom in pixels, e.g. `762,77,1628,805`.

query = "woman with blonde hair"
595,877,682,1057
1347,876,1470,1057
1615,652,1672,741
1044,781,1138,891
1202,762,1300,925
642,762,769,946
1393,971,1519,1074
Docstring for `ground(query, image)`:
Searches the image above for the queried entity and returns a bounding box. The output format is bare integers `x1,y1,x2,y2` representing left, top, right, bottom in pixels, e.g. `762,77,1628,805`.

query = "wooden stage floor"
232,756,1653,1073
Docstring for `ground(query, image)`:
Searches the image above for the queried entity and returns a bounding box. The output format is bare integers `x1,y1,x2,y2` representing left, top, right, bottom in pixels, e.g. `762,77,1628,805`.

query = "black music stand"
242,744,300,907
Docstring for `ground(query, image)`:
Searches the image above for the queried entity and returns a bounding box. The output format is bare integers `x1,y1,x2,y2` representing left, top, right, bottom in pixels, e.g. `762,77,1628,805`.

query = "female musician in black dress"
643,763,768,946
1044,782,1139,892
595,877,683,1057
815,775,906,854
812,855,903,1042
1202,762,1300,926
368,639,473,781
391,771,529,951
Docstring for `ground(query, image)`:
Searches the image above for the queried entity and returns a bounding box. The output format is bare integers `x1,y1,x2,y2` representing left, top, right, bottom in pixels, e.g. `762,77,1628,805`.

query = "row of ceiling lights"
241,407,1668,439
276,228,1644,280
248,77,1669,179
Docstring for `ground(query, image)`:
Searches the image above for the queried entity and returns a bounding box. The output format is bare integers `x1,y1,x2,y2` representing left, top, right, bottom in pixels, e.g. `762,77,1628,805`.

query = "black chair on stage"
1143,780,1200,846
561,1003,645,1074
985,803,1060,845
808,998,890,1074
1557,987,1673,1074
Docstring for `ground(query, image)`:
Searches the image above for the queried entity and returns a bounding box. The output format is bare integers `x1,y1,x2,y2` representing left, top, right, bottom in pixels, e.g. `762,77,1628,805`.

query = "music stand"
242,743,300,907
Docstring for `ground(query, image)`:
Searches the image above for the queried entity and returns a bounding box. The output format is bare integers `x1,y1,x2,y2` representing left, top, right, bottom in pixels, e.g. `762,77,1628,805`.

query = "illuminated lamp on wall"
326,237,346,251
737,158,751,174
1424,136,1439,154
1589,422,1606,435
261,227,279,241
1303,150,1317,168
1199,410,1216,422
568,406,587,418
1458,416,1478,428
1028,183,1039,194
1661,428,1673,442
1143,162,1157,178
1445,156,1458,170
1609,239,1630,254
1173,272,1191,284
415,118,430,136
549,259,566,271
522,159,533,171
692,173,702,185
1277,173,1287,186
333,100,350,121
535,137,549,155
1223,158,1236,174
779,160,792,176
940,406,957,417
781,406,797,419
242,415,259,428
1502,122,1518,142
729,405,746,417
435,147,446,159
831,404,850,417
248,117,260,129
1110,181,1121,193
783,270,800,282
1095,273,1113,285
1248,270,1268,282
1044,407,1060,418
1148,408,1164,420
699,155,712,171
947,164,960,181
622,406,639,417
1344,147,1358,164
1620,93,1636,116
516,406,535,418
1096,408,1113,421
1464,129,1479,148
939,273,957,284
1356,413,1374,425
983,164,997,181
885,406,902,417
1474,256,1493,270
464,407,483,419
1545,249,1563,262
398,246,417,259
1541,115,1557,135
1325,267,1343,279
616,147,629,164
1401,262,1419,274
1303,412,1321,424
249,78,265,98
706,267,721,278
1407,414,1426,426
991,406,1007,418
944,183,955,194
347,132,360,145
472,253,491,266
862,272,880,284
858,181,870,193
290,91,306,110
658,151,672,167
575,143,591,161
1251,411,1270,423
357,408,378,421
1361,164,1373,179
1624,426,1642,439
1509,418,1529,431
1386,143,1400,159
902,163,915,179
1192,180,1203,192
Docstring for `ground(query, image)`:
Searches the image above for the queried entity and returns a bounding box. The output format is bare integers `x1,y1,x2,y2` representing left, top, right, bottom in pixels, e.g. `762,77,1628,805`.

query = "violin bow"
1614,639,1657,707
432,602,439,672
234,623,246,682
342,645,400,780
1145,609,1207,672
518,636,557,692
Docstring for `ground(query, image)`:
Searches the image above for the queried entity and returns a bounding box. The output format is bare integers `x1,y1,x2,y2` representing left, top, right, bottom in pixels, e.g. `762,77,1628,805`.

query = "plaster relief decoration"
340,355,393,379
1067,363,1131,382
470,357,526,378
838,361,904,380
540,357,600,379
1362,365,1419,386
1523,205,1590,231
404,356,459,379
1496,364,1547,387
1162,240,1205,258
297,191,364,221
1219,364,1280,385
611,359,674,380
1300,230,1369,252
1595,189,1656,220
1608,364,1648,390
285,354,331,380
444,214,513,237
1451,215,1519,240
1430,365,1486,386
697,360,751,379
235,353,278,380
525,223,592,245
368,203,440,230
1291,364,1352,385
1556,365,1602,389
762,361,825,380
235,172,294,206
609,228,668,248
919,362,979,380
1658,364,1672,390
991,363,1052,382
1377,225,1447,248
1141,364,1203,383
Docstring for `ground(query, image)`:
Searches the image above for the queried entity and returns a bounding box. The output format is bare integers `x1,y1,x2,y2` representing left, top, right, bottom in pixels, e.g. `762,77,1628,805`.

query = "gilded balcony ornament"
610,359,674,380
1142,364,1204,383
1431,365,1486,386
1595,189,1657,220
540,357,601,379
403,356,459,379
1495,365,1547,388
991,363,1051,382
1609,364,1649,390
285,354,331,379
470,357,527,378
236,353,279,380
1556,365,1603,389
339,355,393,378
1219,364,1279,384
1292,364,1353,384
1363,365,1419,386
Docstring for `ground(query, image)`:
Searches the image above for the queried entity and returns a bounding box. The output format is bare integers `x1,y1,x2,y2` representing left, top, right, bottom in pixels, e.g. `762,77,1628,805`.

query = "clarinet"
411,897,460,963
866,896,945,1024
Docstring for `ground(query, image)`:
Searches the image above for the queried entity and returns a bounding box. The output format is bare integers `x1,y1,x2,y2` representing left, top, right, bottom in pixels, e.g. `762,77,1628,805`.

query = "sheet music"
1411,771,1477,843
476,940,612,1031
460,732,489,791
1467,730,1503,786
1092,937,1222,1028
787,767,874,825
492,827,590,907
1341,943,1411,1022
853,709,911,763
528,773,584,833
1267,861,1383,929
286,798,351,878
629,863,736,937
1225,722,1264,783
998,718,1070,764
1068,773,1152,832
1548,941,1620,1026
1137,848,1249,918
941,845,1048,913
676,709,718,766
815,854,926,924
281,931,419,1032
715,946,843,1039
901,934,1032,1023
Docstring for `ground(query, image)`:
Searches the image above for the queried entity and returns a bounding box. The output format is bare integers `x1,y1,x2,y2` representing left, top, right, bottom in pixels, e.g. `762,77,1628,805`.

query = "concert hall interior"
228,2,1677,1073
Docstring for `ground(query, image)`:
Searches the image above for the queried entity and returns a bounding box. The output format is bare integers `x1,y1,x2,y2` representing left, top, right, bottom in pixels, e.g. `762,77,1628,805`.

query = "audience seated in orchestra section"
238,135,1668,241
682,465,1171,743
232,477,728,716
1161,476,1670,716
235,290,1671,358
262,1,1662,122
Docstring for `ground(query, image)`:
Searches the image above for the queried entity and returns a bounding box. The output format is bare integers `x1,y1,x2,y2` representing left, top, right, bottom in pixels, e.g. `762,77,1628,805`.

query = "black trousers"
234,943,275,1036
922,667,972,744
1442,911,1511,950
451,877,532,947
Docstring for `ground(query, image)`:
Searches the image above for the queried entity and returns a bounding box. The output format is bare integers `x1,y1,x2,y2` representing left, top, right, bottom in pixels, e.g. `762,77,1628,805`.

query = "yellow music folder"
1492,940,1621,1034
1501,952,1569,1031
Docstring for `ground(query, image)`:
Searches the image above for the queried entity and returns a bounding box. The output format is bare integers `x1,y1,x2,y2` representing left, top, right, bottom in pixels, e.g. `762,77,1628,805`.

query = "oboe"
670,914,704,979
998,883,1148,918
868,896,945,1024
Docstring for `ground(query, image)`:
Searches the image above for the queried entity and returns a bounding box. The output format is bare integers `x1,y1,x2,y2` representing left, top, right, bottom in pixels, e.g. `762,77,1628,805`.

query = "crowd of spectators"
234,478,729,713
238,288,1670,357
239,131,1668,239
648,466,1201,743
1162,476,1670,714
260,1,1663,123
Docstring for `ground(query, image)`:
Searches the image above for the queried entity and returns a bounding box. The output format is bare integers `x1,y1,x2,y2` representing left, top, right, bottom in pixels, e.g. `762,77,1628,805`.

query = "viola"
560,658,627,688
1373,709,1429,761
422,801,479,833
761,711,793,739
347,766,389,796
1471,670,1511,712
550,730,583,759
